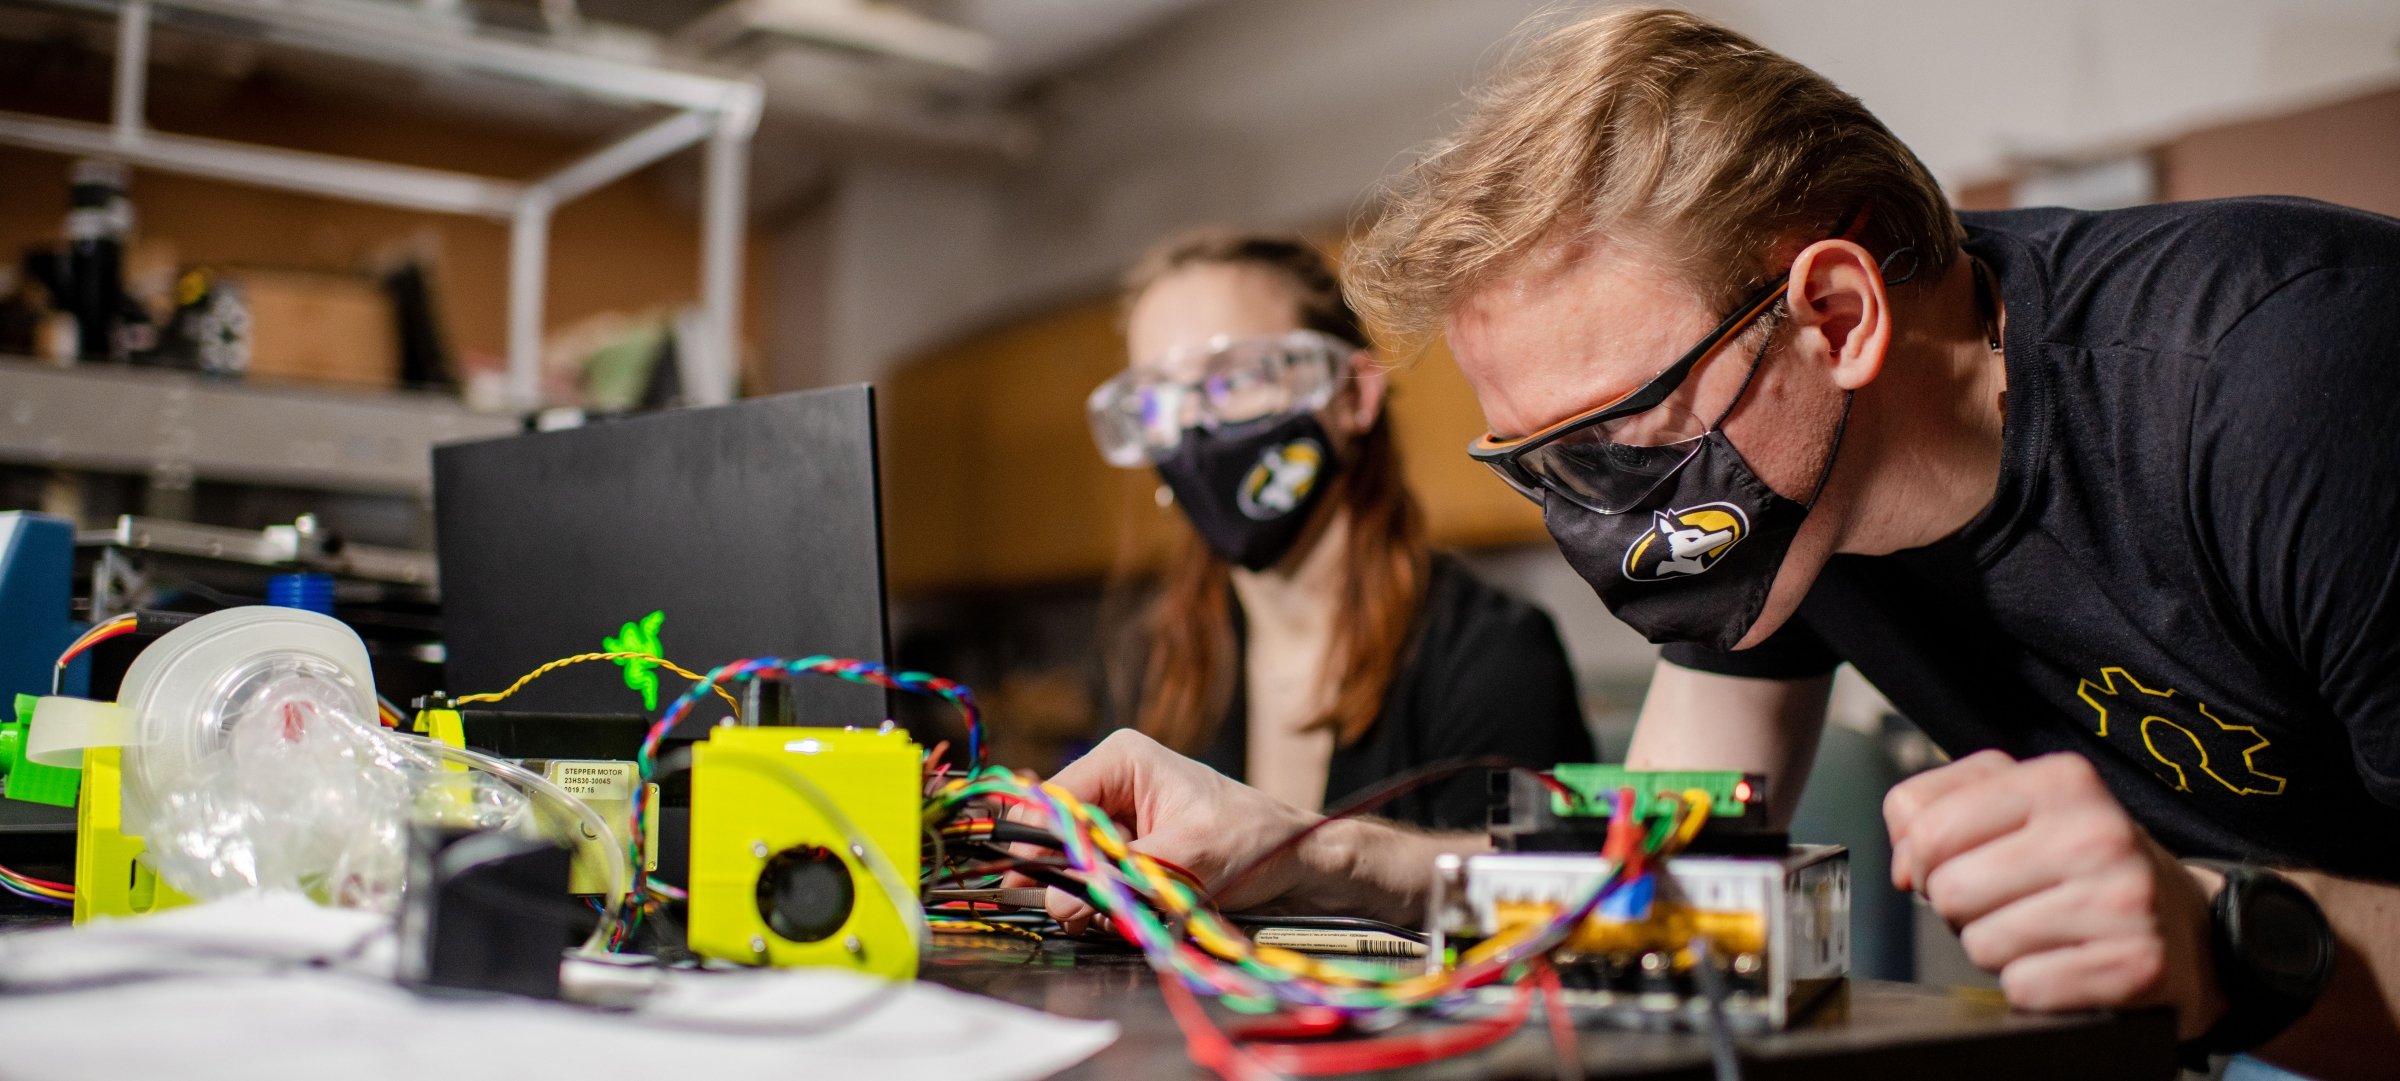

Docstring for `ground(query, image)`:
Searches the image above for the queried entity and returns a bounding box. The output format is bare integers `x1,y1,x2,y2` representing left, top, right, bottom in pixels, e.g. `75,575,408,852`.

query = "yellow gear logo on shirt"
1621,502,1750,581
2076,666,2286,797
1235,438,1324,521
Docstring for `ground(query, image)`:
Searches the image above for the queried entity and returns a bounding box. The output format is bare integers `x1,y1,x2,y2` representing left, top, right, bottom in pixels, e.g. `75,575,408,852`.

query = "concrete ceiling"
936,0,1218,86
0,0,1226,219
572,0,1218,87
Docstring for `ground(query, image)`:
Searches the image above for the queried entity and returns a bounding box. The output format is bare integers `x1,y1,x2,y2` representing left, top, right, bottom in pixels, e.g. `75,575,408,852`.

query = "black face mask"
1543,398,1849,652
1154,411,1340,571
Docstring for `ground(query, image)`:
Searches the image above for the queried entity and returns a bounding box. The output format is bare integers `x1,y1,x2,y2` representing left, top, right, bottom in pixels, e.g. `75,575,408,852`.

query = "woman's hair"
1121,228,1429,756
1344,6,1963,344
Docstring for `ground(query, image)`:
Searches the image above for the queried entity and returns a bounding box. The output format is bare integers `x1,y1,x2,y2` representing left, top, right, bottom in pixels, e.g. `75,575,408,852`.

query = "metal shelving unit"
0,356,515,497
0,0,763,409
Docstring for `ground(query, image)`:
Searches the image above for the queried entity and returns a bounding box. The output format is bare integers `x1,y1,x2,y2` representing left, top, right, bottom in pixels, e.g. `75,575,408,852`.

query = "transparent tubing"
406,735,631,954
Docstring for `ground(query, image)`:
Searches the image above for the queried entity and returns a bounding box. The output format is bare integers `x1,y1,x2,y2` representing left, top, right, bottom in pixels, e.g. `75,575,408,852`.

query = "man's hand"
1885,750,2227,1038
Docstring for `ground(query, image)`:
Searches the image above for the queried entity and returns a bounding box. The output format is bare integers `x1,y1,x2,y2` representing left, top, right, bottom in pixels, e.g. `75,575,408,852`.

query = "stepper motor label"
545,760,637,802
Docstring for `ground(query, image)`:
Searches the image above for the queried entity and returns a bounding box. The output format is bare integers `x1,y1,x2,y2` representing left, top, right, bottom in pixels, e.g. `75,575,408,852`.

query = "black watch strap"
2188,863,2333,1062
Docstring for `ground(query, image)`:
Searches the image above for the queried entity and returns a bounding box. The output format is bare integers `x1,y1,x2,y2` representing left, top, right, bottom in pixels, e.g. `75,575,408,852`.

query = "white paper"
0,896,1115,1081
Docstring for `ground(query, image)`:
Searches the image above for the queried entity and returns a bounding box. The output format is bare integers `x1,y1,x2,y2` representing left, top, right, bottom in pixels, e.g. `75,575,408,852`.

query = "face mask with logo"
1541,407,1841,651
1479,233,1906,653
1153,410,1339,570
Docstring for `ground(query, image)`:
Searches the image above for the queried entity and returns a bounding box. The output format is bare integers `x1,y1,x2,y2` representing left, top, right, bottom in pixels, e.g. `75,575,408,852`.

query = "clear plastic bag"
137,652,531,912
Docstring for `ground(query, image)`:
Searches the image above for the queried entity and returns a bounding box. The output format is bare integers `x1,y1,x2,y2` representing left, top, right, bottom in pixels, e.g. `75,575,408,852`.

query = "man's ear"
1785,239,1891,392
1336,352,1389,435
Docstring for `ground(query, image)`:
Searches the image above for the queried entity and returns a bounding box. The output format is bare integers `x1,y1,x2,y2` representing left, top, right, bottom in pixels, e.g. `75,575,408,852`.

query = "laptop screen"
433,386,890,732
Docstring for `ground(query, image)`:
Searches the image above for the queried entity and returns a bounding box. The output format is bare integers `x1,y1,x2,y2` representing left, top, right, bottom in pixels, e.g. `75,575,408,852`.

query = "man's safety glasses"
1467,277,1787,515
1087,330,1350,468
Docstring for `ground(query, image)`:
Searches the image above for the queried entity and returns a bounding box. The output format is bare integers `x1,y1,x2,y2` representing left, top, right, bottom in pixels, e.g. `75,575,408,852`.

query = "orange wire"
52,614,138,693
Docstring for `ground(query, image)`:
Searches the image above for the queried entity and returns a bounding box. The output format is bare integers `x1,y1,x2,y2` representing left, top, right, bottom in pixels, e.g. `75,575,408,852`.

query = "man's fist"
1885,750,2226,1038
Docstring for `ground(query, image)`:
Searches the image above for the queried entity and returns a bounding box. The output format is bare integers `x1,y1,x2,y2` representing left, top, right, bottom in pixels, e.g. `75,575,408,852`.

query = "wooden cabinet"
880,298,1544,596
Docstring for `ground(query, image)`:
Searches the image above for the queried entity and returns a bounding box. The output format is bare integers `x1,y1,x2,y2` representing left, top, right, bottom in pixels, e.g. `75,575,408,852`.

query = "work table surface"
926,934,2179,1081
0,910,2179,1079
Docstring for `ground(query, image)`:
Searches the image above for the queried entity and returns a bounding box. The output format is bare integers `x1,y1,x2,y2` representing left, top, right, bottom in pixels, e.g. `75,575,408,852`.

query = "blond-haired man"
1037,9,2400,1074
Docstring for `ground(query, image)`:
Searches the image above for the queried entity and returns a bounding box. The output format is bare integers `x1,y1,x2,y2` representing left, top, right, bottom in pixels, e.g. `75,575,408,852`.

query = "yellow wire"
1671,788,1714,849
928,918,1044,944
1,875,72,900
452,651,743,718
968,772,1573,1003
56,613,137,664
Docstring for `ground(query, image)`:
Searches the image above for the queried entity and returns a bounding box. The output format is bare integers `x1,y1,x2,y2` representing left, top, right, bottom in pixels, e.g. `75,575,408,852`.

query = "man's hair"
1344,6,1963,343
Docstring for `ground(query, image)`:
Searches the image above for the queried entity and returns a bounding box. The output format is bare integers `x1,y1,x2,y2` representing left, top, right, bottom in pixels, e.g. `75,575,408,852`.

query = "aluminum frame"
0,357,516,496
0,0,763,409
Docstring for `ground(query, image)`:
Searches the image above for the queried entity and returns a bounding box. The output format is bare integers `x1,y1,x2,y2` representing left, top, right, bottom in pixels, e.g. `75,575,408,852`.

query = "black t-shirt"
1665,197,2400,883
1194,554,1595,830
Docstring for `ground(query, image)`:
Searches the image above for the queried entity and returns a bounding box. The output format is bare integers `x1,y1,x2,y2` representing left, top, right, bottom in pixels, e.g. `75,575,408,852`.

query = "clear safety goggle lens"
1087,330,1349,468
1512,434,1709,515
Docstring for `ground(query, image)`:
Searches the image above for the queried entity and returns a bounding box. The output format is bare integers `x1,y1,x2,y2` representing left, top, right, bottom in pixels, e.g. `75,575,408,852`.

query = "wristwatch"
2188,862,2334,1060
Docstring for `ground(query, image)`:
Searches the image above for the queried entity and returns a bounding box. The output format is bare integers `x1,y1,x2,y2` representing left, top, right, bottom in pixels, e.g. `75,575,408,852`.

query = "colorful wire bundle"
608,655,986,951
632,656,984,779
921,767,1711,1020
0,862,73,907
51,613,137,694
583,648,1694,1079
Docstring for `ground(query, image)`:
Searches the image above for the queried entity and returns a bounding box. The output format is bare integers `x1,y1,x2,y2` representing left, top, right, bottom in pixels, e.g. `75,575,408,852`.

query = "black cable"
972,821,1068,849
1692,937,1745,1081
925,857,1077,888
950,842,1098,907
132,609,201,636
1203,755,1520,912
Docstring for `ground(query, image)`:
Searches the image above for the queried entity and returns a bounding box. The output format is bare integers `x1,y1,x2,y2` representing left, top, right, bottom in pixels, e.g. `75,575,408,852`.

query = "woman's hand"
1005,729,1479,932
1004,730,1318,932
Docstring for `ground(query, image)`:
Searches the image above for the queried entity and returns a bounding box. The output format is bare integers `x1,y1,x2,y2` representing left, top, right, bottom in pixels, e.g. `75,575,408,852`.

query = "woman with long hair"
1085,229,1593,828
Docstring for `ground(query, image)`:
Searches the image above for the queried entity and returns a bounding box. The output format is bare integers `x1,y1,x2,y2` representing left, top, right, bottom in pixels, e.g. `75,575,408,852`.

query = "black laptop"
433,386,891,733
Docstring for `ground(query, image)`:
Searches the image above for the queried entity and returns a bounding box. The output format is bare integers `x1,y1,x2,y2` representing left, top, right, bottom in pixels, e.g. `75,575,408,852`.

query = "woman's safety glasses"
1087,330,1350,467
1467,277,1787,514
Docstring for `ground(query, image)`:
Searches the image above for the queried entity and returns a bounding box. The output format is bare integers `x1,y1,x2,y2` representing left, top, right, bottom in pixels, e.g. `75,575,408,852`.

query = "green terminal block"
1545,764,1757,821
2,693,81,807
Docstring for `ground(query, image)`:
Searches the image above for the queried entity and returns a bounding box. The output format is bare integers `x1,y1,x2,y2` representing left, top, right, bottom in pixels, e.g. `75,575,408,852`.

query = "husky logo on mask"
1620,502,1750,581
1235,438,1325,521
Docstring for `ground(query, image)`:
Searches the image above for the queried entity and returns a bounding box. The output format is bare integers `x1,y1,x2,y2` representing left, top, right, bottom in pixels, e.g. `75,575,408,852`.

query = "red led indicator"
1734,779,1755,803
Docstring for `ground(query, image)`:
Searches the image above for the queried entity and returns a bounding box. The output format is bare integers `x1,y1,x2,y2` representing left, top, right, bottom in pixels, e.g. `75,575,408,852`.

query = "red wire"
1246,977,1538,1076
1159,969,1274,1081
1535,961,1585,1081
56,619,136,667
1600,787,1641,871
1147,854,1206,889
1162,959,1544,1080
0,862,74,892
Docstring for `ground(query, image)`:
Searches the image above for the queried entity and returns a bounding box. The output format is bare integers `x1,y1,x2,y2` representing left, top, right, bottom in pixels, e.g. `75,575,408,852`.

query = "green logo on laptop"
603,609,668,711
